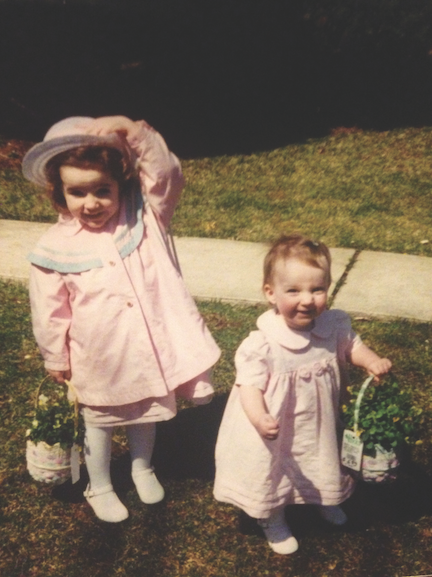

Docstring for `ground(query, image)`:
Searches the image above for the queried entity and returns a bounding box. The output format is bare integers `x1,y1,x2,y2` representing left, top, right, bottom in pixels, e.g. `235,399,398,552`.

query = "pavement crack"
328,249,361,309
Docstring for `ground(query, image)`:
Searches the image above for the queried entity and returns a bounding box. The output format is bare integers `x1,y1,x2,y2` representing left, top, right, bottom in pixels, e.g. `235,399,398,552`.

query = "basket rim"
26,438,74,451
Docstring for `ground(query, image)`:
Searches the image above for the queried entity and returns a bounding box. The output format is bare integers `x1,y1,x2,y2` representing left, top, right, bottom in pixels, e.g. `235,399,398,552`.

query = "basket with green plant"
26,376,85,485
341,374,424,483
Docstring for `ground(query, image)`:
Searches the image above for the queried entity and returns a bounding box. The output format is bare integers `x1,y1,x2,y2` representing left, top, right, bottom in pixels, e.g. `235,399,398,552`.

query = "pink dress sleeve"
335,311,363,362
234,331,271,392
127,121,184,228
334,310,363,395
29,264,72,371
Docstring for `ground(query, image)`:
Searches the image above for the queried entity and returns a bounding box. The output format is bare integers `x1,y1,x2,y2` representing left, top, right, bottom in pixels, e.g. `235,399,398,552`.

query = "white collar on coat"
27,187,145,273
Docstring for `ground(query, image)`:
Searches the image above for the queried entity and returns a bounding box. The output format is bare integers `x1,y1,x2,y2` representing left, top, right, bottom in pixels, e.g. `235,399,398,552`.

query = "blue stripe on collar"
28,187,145,273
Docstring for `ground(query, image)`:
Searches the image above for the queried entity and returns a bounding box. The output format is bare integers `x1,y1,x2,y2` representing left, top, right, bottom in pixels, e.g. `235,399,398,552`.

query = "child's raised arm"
349,343,392,380
239,385,280,440
83,115,141,139
85,116,184,228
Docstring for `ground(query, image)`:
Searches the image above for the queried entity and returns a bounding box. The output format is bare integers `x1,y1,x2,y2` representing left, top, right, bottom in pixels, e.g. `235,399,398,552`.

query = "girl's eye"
313,287,325,294
67,189,85,197
286,289,298,294
97,188,111,196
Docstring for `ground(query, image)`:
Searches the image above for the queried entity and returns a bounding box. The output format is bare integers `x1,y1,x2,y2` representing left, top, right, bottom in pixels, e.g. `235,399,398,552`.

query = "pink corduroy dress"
214,308,358,519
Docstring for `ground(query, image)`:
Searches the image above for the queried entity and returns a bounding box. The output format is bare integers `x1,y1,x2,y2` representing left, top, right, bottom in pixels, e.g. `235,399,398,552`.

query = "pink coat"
28,122,220,407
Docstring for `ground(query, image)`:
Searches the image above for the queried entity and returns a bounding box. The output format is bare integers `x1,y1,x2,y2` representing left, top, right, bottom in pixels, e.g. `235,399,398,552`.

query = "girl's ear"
264,283,276,305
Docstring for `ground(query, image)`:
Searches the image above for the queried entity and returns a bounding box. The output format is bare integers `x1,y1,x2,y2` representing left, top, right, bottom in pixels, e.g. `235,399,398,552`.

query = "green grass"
1,126,432,574
1,126,432,255
175,126,432,256
1,280,432,577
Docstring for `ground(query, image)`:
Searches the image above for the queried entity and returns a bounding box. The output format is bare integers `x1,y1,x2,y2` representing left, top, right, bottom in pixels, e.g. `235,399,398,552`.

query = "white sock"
127,423,165,504
319,505,348,525
83,426,128,522
127,422,156,473
84,426,113,488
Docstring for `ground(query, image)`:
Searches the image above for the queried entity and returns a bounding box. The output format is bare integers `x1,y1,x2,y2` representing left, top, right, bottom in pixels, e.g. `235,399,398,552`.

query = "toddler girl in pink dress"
214,234,391,554
23,115,220,522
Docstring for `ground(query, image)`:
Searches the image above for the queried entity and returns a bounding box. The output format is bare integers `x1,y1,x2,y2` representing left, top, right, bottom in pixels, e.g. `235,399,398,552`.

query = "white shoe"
192,393,213,405
258,517,299,555
84,484,129,522
132,468,165,504
319,505,348,525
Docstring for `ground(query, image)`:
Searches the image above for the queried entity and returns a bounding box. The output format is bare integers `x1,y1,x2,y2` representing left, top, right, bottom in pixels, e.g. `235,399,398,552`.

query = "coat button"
127,302,134,307
109,261,116,266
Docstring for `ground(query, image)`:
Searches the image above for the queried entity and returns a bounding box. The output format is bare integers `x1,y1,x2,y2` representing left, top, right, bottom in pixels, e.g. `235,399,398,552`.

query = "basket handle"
353,375,374,434
35,375,80,438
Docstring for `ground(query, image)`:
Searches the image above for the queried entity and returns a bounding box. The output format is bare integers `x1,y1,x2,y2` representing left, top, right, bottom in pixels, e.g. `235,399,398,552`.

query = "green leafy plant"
26,383,85,450
342,378,424,457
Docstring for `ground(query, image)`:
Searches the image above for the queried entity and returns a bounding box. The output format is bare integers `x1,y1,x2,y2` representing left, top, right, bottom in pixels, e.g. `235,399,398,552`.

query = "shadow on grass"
344,459,432,530
51,393,432,543
50,394,227,503
152,394,228,481
236,459,432,545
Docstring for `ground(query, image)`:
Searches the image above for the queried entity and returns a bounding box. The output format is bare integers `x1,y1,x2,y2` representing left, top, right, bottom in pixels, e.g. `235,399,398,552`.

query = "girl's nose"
84,194,99,210
300,291,313,305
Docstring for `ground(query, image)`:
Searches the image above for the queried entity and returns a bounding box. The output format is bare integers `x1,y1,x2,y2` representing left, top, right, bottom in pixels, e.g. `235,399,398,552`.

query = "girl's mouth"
83,212,104,220
296,311,316,321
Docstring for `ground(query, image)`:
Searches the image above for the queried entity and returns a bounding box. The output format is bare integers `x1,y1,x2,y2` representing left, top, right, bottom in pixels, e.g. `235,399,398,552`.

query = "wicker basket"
26,439,72,485
352,376,400,484
360,444,400,484
26,376,79,485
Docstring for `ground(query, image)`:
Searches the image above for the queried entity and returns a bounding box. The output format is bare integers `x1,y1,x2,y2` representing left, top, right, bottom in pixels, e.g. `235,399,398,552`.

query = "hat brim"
22,133,127,187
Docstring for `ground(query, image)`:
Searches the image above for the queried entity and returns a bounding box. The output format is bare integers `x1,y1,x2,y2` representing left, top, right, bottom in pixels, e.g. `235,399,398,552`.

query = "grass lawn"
1,125,432,574
1,126,432,256
1,280,432,577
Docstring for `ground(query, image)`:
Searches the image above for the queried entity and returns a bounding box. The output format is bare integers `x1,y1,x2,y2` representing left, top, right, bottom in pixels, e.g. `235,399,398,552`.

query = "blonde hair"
263,234,332,287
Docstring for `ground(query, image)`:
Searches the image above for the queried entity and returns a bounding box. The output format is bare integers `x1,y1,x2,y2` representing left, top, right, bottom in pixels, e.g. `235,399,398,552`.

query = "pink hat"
22,117,131,187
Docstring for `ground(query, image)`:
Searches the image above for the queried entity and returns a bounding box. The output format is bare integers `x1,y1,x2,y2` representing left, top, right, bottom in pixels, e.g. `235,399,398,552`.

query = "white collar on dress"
256,308,334,350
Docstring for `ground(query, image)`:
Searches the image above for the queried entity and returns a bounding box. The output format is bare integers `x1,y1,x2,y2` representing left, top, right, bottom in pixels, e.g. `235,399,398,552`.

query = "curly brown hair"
44,146,137,213
263,233,332,288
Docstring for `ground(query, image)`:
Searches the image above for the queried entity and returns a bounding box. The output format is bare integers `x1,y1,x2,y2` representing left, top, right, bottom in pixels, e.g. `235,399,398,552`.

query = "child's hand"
256,414,280,440
350,344,392,382
84,116,141,140
368,358,392,381
47,369,71,384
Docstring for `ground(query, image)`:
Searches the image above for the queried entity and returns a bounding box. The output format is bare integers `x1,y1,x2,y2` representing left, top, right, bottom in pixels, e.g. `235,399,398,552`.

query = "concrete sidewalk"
1,219,431,322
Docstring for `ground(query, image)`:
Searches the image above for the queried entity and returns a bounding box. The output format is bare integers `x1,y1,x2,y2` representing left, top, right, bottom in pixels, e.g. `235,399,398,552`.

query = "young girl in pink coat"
23,115,220,522
214,234,391,554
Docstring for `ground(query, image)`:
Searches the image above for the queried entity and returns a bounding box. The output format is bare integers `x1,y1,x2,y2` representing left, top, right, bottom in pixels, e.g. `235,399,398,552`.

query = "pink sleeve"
234,331,271,391
127,120,184,228
335,311,363,363
29,265,72,371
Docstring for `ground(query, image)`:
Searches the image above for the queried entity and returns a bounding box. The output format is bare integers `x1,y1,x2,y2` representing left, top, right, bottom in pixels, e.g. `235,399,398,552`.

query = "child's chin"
80,216,108,228
82,221,103,229
288,317,314,331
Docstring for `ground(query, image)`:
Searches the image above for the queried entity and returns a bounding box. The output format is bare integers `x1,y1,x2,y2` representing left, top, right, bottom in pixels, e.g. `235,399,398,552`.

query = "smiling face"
264,257,330,331
60,165,120,229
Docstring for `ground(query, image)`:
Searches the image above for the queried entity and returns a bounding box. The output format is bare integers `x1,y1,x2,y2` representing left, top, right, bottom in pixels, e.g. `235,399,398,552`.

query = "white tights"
84,422,156,489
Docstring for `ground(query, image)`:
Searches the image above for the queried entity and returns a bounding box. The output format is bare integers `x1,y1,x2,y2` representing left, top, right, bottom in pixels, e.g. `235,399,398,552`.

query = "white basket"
26,439,72,485
360,444,400,483
26,376,80,485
